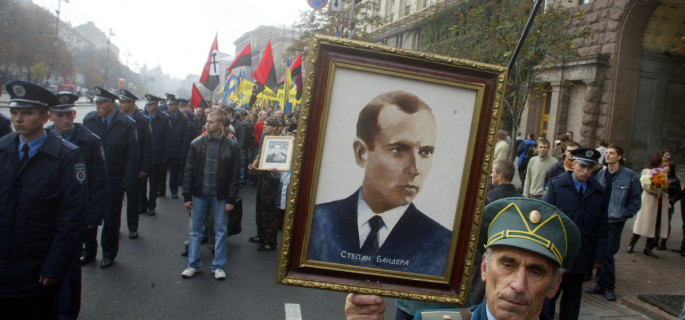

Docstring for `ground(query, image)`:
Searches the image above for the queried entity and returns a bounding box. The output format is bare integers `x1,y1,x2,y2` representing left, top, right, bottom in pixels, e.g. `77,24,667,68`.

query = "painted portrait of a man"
307,91,451,276
266,142,288,164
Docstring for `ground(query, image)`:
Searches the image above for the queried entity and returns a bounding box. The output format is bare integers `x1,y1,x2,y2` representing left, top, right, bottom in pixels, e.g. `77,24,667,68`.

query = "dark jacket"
0,113,11,138
308,189,452,276
0,132,87,297
543,171,608,274
128,109,153,173
595,165,642,222
243,120,255,149
83,110,139,188
544,159,568,189
182,134,240,205
168,111,190,160
47,124,108,226
231,118,245,150
486,183,522,205
185,111,199,140
147,110,172,166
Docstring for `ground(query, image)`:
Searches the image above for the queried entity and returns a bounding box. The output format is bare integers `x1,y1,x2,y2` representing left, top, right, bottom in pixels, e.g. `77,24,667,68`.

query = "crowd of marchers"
346,129,684,320
0,81,299,320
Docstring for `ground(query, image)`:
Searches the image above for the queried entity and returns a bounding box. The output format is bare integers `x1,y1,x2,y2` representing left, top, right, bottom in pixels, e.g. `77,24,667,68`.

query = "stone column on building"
580,81,602,148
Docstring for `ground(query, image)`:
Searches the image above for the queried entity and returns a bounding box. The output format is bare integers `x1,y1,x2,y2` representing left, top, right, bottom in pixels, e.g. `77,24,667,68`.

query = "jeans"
188,196,228,270
597,221,625,291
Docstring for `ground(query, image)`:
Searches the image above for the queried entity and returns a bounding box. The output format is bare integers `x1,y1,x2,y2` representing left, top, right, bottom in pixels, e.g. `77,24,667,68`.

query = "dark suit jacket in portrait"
308,189,452,276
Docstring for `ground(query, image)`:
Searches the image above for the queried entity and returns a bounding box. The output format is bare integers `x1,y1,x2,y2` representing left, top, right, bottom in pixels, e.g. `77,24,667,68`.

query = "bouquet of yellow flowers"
640,167,669,191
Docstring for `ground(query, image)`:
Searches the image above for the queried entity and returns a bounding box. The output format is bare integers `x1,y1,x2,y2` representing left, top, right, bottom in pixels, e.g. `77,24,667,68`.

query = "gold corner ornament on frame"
276,35,508,304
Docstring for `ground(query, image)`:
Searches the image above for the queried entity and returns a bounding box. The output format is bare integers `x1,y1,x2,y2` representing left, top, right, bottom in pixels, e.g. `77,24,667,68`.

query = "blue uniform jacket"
543,171,608,274
129,109,153,174
0,132,87,297
83,110,139,188
168,111,190,160
308,189,452,276
47,124,108,226
145,110,172,166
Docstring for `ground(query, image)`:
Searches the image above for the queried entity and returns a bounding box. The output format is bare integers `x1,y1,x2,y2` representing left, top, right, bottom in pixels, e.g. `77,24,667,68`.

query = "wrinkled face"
537,143,549,157
96,100,114,117
49,111,76,135
146,102,158,114
483,247,560,320
11,107,49,138
491,165,502,186
119,100,135,114
357,105,437,212
604,148,621,165
572,161,592,182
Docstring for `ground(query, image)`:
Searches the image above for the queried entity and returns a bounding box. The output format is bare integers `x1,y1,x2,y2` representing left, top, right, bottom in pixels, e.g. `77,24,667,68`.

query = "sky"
32,0,315,79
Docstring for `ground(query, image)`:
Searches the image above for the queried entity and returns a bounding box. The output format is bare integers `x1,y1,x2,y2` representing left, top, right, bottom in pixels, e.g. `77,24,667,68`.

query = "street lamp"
104,28,115,88
51,0,69,85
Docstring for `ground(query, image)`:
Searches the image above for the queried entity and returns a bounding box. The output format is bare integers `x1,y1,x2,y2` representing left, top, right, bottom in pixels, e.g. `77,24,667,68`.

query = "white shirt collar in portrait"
356,189,408,249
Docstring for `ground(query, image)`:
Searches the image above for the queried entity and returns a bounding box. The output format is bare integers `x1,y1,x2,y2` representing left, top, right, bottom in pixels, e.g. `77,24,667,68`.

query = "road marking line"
285,303,302,320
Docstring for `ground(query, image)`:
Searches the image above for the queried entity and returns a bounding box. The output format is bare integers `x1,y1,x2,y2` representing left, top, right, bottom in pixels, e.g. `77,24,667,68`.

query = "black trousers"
101,186,125,259
0,291,59,320
125,178,140,232
148,165,164,210
255,174,281,245
543,272,583,320
139,175,148,212
82,227,98,259
168,158,181,196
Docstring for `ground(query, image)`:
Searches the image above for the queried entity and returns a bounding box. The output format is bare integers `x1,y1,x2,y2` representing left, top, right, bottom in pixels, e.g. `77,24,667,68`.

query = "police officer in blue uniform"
143,94,172,215
0,81,87,318
47,92,108,320
118,89,152,239
542,148,608,320
166,94,190,199
83,87,139,269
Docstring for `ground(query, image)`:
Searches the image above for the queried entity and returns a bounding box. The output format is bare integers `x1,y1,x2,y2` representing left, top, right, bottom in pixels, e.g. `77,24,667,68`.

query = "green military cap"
483,197,580,268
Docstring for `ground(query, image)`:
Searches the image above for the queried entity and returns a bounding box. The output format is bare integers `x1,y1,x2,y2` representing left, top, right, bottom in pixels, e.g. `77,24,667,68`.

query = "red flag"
199,34,220,91
290,54,302,78
227,44,251,72
190,83,207,109
252,41,277,93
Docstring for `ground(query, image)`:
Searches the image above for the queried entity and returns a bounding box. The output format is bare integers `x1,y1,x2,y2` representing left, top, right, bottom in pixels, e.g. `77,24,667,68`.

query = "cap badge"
586,150,594,157
60,96,70,103
529,210,542,224
13,85,26,97
95,88,101,95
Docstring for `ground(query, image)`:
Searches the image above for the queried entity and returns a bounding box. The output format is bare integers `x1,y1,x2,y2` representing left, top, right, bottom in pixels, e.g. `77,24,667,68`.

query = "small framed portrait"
276,35,508,304
258,136,295,171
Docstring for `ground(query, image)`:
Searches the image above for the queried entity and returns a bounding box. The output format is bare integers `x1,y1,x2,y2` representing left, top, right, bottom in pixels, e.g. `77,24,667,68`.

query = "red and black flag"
190,83,209,109
227,43,251,72
290,54,303,99
199,34,220,92
252,41,277,93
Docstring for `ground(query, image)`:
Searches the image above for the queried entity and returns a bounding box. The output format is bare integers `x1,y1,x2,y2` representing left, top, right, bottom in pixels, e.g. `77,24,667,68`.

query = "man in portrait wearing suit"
307,91,451,276
266,142,287,163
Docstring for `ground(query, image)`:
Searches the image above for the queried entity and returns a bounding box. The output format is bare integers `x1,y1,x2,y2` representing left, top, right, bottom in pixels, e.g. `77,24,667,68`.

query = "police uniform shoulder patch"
74,163,87,184
62,139,79,151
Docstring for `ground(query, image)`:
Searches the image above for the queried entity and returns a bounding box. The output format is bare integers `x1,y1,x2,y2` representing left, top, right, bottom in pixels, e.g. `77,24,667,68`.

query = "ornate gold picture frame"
277,35,508,304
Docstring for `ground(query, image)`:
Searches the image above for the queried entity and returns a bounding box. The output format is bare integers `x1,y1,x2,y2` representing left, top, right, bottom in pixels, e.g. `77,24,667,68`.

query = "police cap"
93,87,118,103
51,92,79,112
5,80,58,109
144,94,162,105
118,88,139,102
571,148,601,166
178,98,189,106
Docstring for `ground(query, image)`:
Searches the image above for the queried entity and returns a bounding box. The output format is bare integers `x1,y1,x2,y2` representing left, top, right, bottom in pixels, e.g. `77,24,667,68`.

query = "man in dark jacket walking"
0,81,87,318
48,92,107,320
542,148,608,320
143,94,171,216
167,96,190,199
181,110,240,280
118,89,152,239
83,87,139,269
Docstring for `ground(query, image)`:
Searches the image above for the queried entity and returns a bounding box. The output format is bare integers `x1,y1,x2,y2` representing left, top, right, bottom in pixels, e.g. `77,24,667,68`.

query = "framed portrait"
276,35,508,304
258,136,295,171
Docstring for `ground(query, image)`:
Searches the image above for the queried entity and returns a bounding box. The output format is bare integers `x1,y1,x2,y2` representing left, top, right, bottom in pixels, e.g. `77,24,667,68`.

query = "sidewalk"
513,166,685,319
